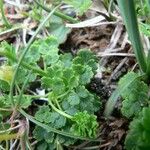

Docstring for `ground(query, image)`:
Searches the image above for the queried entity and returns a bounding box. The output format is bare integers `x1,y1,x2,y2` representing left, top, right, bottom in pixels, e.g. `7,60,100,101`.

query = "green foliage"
125,107,150,150
24,36,59,65
64,0,92,15
139,22,150,37
104,71,144,117
32,43,100,148
119,72,149,118
135,0,150,36
46,15,71,44
0,34,100,149
71,111,98,138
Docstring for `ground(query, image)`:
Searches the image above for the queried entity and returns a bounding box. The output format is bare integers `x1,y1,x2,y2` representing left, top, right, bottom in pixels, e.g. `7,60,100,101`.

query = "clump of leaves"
64,0,92,16
0,35,100,149
125,107,150,150
31,38,100,148
135,0,150,36
118,72,149,118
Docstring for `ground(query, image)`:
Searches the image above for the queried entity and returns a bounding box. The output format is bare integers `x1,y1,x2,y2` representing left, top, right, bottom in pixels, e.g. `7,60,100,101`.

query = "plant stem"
16,72,31,108
34,0,78,23
24,93,49,99
8,8,60,107
55,99,62,110
49,99,72,119
0,0,12,28
19,109,99,141
0,108,13,111
117,0,147,72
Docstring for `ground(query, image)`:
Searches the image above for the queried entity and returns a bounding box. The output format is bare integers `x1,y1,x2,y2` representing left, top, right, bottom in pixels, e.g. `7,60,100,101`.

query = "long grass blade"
117,0,147,72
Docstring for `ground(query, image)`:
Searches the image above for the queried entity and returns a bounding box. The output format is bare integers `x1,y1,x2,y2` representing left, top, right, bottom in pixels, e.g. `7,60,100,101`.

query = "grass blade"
117,0,147,72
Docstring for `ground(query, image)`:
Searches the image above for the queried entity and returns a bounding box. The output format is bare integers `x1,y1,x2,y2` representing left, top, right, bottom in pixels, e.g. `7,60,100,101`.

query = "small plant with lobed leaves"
0,1,102,149
0,36,101,149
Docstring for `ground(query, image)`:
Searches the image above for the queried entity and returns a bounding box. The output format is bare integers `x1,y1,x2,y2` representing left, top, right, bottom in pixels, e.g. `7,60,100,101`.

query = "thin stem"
9,5,59,106
55,99,62,110
0,25,22,36
19,109,99,141
16,72,31,108
0,124,21,134
34,0,78,23
0,0,12,28
49,99,72,119
24,93,49,99
0,108,13,111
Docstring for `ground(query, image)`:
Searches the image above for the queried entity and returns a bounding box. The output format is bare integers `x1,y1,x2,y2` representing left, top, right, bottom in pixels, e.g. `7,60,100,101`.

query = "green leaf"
56,134,76,146
142,108,150,131
67,91,80,106
42,77,65,95
117,0,147,72
23,42,41,63
0,80,10,92
64,0,92,15
47,15,71,44
38,36,59,55
71,111,98,138
33,126,55,150
49,112,66,128
19,96,32,108
68,76,79,90
35,105,51,123
73,49,97,67
0,41,16,64
105,72,145,117
51,78,66,95
121,80,148,118
139,22,150,37
33,126,53,142
125,107,150,150
61,100,78,115
76,86,89,98
60,53,73,68
79,65,93,85
26,35,59,65
47,63,63,78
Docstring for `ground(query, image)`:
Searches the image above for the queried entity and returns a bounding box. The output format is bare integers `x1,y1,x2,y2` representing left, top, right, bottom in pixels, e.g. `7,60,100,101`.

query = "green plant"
105,0,150,149
0,36,100,147
125,107,150,150
135,0,150,37
0,0,12,28
0,37,100,149
0,2,101,149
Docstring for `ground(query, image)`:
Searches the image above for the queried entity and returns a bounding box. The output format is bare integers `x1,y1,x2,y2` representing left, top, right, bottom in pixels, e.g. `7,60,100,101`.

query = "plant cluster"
0,0,102,149
0,35,100,149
